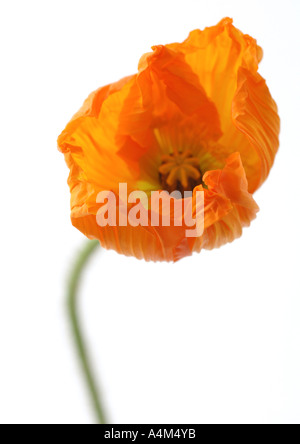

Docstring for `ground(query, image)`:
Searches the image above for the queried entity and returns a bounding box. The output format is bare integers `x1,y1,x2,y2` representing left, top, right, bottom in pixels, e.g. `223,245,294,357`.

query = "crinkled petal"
138,44,222,142
193,152,259,252
232,67,280,190
167,17,279,191
58,76,140,215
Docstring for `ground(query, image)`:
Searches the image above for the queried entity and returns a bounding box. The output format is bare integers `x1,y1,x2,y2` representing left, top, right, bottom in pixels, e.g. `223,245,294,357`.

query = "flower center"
158,150,202,194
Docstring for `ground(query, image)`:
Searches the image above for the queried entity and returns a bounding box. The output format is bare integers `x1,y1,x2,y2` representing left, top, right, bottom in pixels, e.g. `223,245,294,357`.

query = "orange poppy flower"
58,18,280,262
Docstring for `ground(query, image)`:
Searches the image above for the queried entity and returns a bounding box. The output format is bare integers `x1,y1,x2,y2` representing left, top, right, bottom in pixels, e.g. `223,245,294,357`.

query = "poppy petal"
170,17,279,192
193,152,259,252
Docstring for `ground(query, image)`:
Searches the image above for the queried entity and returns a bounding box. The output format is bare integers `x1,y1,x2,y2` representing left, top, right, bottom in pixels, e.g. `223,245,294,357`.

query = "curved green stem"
67,239,108,424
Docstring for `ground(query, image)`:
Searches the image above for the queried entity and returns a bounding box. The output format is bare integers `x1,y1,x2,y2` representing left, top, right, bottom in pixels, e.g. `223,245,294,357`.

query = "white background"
0,0,299,425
